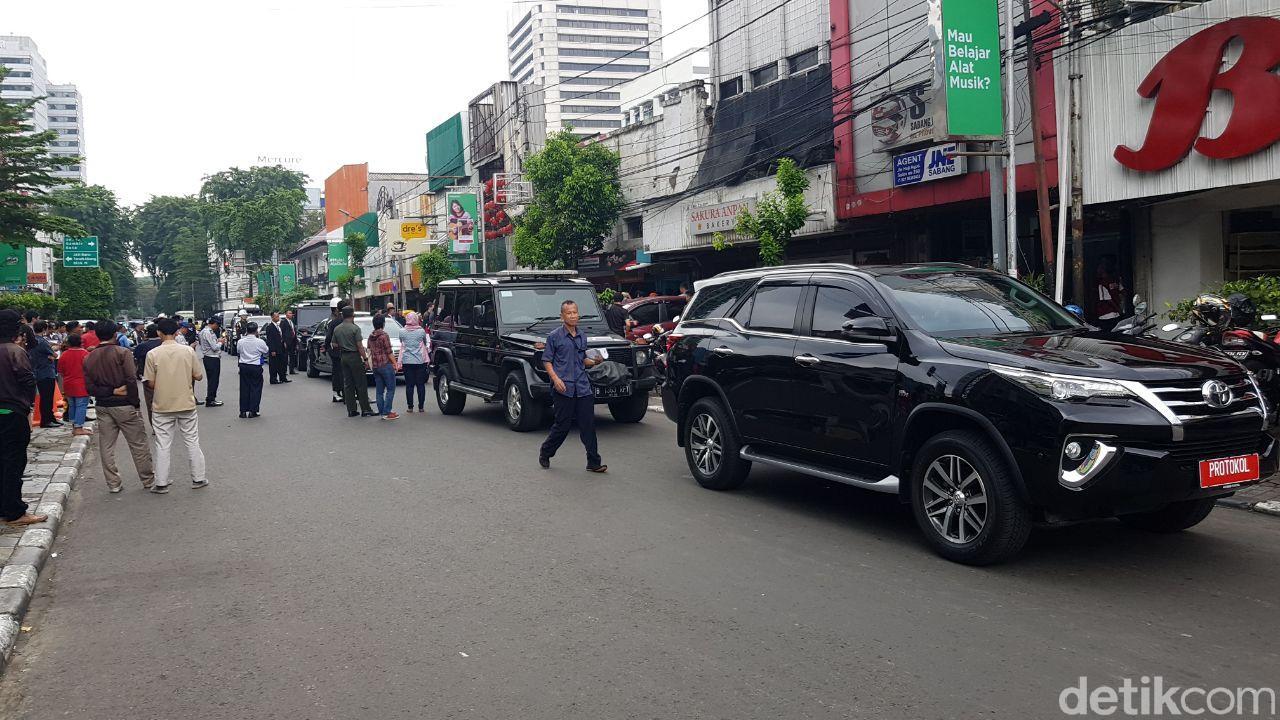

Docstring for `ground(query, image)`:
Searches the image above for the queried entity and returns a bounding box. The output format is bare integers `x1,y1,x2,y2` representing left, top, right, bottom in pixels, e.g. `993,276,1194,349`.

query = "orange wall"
324,163,369,232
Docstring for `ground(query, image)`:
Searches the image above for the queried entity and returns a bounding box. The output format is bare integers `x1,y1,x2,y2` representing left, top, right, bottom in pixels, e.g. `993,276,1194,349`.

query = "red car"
624,295,687,343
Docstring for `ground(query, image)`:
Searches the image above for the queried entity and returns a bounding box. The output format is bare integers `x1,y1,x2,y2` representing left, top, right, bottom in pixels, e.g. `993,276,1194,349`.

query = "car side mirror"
841,316,895,343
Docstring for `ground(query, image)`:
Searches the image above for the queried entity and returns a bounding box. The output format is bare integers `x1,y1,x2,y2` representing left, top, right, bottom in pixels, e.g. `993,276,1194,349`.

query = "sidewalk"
1220,472,1280,517
0,421,90,673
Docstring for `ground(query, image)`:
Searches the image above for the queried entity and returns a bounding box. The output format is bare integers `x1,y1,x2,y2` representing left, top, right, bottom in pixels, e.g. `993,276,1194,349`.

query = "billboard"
445,191,482,255
0,243,25,286
278,262,297,294
930,0,1003,139
327,240,349,281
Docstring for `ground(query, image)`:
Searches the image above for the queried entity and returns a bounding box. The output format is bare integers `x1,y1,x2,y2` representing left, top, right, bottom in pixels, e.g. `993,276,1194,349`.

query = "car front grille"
1142,375,1262,422
607,347,634,367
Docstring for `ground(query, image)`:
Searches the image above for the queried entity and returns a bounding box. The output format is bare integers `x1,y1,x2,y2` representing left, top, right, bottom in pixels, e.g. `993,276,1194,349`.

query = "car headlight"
990,365,1134,401
634,347,650,365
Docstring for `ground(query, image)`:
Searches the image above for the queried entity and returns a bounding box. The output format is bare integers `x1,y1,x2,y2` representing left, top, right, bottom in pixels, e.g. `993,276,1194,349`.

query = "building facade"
0,37,86,182
507,0,663,137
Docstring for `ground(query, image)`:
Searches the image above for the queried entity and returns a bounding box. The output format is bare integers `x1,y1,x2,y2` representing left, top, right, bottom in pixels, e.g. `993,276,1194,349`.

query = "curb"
1216,497,1280,518
0,433,89,673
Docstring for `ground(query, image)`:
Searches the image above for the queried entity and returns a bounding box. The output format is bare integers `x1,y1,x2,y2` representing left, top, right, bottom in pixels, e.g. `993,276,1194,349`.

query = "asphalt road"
2,355,1279,719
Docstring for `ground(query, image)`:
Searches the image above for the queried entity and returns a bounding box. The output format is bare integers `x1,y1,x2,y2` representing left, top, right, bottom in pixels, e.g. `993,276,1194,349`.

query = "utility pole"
989,151,1007,273
1004,0,1018,278
1022,0,1055,282
1068,0,1086,304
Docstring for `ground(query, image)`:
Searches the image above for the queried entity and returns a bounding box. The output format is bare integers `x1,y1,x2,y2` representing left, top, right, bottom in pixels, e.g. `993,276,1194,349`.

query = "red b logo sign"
1114,16,1280,172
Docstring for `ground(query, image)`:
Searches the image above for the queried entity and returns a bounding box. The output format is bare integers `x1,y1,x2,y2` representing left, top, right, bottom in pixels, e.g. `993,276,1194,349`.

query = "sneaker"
539,456,550,469
192,480,209,489
108,486,122,494
384,412,399,420
249,412,260,418
207,400,224,407
149,484,170,494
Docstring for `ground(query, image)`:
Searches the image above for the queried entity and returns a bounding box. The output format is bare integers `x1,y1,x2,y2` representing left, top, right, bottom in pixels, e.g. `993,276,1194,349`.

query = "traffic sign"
63,236,100,268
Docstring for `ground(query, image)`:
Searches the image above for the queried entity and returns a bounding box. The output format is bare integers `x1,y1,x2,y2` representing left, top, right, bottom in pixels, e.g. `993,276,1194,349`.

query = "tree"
49,184,138,312
200,166,308,266
335,232,368,299
0,292,63,317
0,67,85,246
413,245,459,298
512,129,622,269
56,264,113,320
713,158,811,266
300,209,325,239
134,195,204,283
155,228,216,317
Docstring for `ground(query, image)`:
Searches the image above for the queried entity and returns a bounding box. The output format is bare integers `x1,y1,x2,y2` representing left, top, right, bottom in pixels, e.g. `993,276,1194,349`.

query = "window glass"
746,285,803,334
751,63,779,87
787,48,820,74
685,278,755,321
629,303,659,326
719,77,742,99
811,286,878,339
879,271,1082,336
474,289,496,329
435,290,455,329
456,290,475,327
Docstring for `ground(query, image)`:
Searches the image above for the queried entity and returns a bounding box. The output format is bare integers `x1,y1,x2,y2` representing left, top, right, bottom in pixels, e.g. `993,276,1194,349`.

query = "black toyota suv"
662,263,1275,565
430,271,659,430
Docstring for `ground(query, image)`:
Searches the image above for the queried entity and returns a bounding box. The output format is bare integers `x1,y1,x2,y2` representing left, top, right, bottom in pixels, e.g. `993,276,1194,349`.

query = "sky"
4,0,709,207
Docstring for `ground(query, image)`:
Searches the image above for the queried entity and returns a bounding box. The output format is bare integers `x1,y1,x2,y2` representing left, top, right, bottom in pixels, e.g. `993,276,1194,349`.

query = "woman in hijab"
398,311,431,413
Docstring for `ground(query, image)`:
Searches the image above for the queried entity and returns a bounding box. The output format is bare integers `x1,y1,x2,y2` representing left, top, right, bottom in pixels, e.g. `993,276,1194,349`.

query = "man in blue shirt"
539,300,606,473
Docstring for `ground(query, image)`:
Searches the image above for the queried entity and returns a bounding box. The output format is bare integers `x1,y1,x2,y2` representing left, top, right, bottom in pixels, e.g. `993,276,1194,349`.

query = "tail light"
665,332,682,352
1223,329,1253,346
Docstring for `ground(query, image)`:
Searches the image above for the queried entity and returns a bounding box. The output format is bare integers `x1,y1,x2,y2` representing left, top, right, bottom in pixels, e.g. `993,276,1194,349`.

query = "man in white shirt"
197,317,224,407
236,322,270,419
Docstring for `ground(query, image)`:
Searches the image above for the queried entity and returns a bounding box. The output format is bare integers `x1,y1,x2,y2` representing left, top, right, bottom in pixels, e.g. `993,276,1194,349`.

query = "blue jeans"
373,365,396,415
67,396,89,428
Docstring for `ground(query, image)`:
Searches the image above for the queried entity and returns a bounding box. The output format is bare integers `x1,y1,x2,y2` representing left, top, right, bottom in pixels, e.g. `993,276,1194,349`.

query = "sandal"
5,513,49,526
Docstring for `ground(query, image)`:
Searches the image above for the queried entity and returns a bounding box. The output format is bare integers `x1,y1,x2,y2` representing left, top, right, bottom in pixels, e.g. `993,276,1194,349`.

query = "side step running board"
739,446,900,494
452,382,499,401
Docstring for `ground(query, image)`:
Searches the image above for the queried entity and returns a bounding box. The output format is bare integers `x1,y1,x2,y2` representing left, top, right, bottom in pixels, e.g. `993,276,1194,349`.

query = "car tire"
435,370,466,415
684,398,750,491
298,350,308,372
910,430,1032,565
1118,498,1216,533
306,348,320,378
607,392,648,423
503,372,544,432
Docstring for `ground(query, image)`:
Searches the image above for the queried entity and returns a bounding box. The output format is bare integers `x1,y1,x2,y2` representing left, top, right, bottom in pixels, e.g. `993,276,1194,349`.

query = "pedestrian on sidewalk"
82,320,156,493
144,318,208,493
57,332,91,436
324,299,347,404
332,306,375,418
29,320,61,428
236,322,268,419
264,311,289,384
399,311,429,413
368,314,398,420
197,317,224,407
283,310,298,375
538,300,607,473
0,310,48,526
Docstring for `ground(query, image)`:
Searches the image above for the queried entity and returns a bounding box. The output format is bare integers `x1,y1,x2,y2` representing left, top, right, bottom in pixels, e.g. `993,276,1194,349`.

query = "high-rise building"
507,0,662,138
0,36,86,182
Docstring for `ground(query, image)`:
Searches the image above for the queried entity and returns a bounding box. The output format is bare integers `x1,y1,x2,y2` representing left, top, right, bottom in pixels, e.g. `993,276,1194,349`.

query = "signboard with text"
391,219,429,256
931,0,1003,139
63,236,100,268
278,262,297,294
893,143,967,186
327,241,349,281
27,272,48,284
0,244,25,285
871,85,935,150
688,199,757,236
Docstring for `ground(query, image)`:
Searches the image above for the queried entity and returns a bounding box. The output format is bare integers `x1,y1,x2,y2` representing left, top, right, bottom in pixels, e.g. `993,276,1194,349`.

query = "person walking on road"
197,317,224,407
324,299,347,404
0,310,48,526
57,332,91,436
29,320,60,427
236,322,268,419
399,311,429,413
368,314,398,420
133,324,162,423
283,310,299,375
332,306,375,418
538,300,607,473
264,311,290,384
144,318,208,493
82,320,156,493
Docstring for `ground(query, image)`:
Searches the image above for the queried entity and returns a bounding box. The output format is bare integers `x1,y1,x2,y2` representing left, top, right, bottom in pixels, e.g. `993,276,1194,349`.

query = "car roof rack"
443,269,590,286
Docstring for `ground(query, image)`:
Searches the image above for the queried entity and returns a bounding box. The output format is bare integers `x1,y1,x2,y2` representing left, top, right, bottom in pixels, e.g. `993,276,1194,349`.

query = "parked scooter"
1161,294,1280,419
1112,296,1158,337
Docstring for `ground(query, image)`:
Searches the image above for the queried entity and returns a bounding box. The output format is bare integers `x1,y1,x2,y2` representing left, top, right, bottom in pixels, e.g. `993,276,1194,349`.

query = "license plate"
1199,454,1260,488
596,384,632,399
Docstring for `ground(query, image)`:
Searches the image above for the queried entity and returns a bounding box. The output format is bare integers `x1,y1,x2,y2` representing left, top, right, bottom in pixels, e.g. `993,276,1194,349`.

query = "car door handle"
794,354,820,366
711,346,735,356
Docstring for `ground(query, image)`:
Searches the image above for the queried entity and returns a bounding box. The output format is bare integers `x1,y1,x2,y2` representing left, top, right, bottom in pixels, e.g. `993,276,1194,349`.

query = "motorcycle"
1160,295,1280,420
1112,296,1158,337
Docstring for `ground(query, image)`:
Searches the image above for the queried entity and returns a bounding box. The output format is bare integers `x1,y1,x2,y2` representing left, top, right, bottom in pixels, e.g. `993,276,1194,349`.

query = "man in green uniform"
331,306,375,417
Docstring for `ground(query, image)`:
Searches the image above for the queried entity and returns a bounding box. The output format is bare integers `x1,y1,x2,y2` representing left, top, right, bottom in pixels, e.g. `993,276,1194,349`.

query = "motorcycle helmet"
330,296,343,309
1226,292,1256,328
1189,294,1230,327
1064,304,1085,321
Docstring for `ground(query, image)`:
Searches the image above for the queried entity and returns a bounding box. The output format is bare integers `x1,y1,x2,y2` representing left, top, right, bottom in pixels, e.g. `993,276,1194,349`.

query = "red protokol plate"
1199,454,1260,488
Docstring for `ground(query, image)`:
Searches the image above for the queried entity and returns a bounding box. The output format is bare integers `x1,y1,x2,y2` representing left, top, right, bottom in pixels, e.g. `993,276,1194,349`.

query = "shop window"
1226,208,1280,280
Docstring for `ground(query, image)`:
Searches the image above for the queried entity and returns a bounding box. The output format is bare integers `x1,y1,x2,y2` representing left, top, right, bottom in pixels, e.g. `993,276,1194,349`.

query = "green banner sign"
0,243,26,285
278,262,297,294
255,270,273,294
327,241,349,281
937,0,1003,138
344,212,380,249
445,192,482,256
63,236,100,268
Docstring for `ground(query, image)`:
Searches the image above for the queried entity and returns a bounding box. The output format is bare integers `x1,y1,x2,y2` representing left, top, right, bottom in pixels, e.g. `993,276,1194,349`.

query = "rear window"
684,279,756,321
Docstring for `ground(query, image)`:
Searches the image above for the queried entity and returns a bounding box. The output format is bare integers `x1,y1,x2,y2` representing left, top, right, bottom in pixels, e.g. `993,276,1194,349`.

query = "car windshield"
878,271,1083,337
497,287,604,325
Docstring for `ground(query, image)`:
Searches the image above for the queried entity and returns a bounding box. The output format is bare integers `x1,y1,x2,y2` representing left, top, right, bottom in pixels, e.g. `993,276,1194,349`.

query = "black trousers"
268,353,288,383
330,351,344,394
203,356,221,402
0,411,31,520
539,393,601,468
403,363,429,410
286,344,298,372
36,377,56,425
239,363,263,414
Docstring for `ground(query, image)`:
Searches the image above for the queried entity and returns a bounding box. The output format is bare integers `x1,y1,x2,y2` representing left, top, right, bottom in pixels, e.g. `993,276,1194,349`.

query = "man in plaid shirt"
368,315,398,420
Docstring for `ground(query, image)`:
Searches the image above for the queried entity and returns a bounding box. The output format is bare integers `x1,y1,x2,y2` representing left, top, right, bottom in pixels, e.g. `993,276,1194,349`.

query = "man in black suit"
263,312,290,384
282,310,299,375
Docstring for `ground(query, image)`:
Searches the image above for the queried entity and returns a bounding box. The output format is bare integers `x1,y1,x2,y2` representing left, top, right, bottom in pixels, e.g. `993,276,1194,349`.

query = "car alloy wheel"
920,454,989,544
506,383,522,423
439,376,451,403
689,412,723,477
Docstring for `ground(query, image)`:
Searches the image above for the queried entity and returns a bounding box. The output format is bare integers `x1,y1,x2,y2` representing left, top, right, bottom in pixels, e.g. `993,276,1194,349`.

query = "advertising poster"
327,241,349,281
930,0,1003,139
445,191,482,256
278,262,297,294
0,243,26,286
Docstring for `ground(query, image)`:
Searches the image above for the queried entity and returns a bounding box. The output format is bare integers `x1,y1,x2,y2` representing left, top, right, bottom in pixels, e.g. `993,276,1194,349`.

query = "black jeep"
430,271,659,430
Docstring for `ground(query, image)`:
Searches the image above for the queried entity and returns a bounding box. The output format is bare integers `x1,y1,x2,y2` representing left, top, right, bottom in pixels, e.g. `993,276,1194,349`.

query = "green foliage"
56,264,114,320
512,129,623,269
0,67,86,246
335,232,369,298
0,292,63,318
731,158,810,266
300,209,325,239
598,288,617,306
280,286,318,308
200,166,307,266
134,195,204,282
1022,273,1047,295
49,184,137,313
1168,275,1280,321
711,232,730,251
413,245,459,298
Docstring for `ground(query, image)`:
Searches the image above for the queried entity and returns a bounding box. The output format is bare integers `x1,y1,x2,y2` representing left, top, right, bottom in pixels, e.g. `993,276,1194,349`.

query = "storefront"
1079,0,1280,314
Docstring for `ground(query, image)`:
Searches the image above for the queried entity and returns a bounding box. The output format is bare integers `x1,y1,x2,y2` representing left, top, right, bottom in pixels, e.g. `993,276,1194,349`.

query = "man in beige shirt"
143,317,207,492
